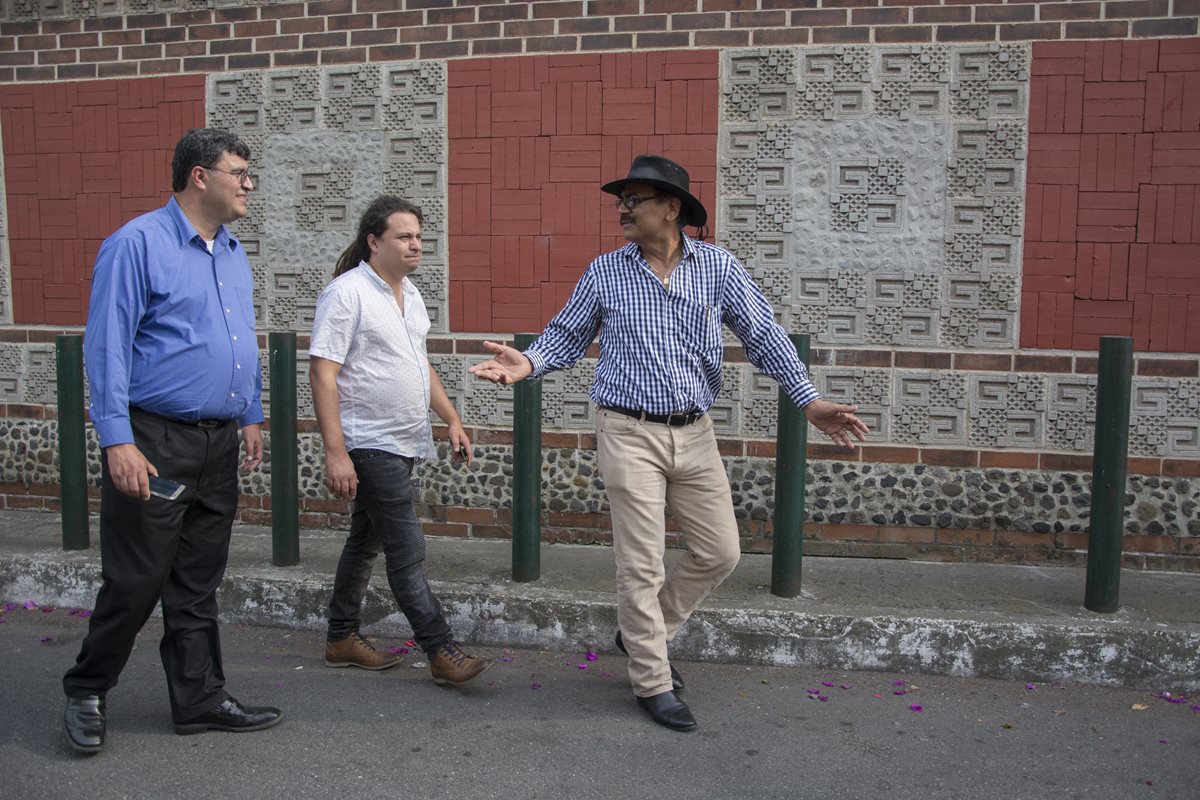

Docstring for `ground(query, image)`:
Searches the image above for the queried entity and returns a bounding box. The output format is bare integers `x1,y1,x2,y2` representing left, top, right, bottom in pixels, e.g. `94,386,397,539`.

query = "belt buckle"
666,412,687,426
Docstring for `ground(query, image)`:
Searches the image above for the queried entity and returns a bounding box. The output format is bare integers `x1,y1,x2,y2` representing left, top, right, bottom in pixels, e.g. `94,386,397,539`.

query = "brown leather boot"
428,642,493,685
324,633,402,670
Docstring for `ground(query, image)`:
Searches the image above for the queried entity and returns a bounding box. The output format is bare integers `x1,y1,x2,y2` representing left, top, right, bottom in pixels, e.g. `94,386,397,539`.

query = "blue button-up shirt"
84,196,263,447
525,237,820,414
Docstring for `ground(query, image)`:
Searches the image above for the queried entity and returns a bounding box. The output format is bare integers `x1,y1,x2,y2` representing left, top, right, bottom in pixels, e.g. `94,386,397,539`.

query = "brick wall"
447,50,718,332
1023,38,1200,351
0,75,204,323
0,1,1198,85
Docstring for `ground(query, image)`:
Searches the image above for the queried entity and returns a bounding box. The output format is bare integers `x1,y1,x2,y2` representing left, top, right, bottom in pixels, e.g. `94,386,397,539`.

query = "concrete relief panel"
208,62,449,338
720,44,1028,352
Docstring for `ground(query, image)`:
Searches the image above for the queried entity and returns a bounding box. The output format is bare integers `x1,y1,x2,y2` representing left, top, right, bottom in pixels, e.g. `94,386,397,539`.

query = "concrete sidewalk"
2,509,1197,689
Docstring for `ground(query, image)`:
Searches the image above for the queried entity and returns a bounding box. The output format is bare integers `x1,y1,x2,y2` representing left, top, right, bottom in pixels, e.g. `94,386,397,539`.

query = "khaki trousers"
596,408,741,697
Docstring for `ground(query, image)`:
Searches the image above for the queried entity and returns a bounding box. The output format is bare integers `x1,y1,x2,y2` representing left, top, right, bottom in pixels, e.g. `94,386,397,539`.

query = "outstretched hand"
468,340,534,385
803,399,870,449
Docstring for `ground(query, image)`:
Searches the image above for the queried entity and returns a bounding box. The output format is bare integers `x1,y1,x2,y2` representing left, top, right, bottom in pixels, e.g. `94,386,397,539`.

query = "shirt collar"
165,195,238,251
358,260,412,296
623,234,696,263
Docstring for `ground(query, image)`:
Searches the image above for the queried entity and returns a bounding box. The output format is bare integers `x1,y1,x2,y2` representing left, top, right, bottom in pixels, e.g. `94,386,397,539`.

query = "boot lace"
439,642,469,665
353,633,380,652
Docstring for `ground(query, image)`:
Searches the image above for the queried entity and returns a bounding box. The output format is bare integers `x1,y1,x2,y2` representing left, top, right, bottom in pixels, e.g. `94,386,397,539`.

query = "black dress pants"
63,408,240,721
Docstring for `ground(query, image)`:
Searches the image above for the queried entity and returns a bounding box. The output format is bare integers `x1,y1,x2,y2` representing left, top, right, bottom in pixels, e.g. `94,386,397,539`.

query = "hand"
803,399,870,449
324,448,358,499
468,340,534,385
448,424,472,465
106,443,156,500
240,423,264,472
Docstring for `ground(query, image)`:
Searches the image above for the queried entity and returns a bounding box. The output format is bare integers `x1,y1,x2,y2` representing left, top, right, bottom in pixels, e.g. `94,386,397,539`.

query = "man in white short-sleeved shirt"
309,195,492,685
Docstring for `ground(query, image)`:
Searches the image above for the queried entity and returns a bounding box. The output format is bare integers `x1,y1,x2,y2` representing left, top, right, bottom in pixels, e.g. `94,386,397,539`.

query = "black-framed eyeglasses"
202,165,254,185
614,194,661,211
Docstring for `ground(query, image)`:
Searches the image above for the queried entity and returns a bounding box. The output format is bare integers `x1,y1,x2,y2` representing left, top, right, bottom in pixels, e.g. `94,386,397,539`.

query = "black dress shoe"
636,691,697,732
174,697,283,735
615,630,685,693
64,695,106,754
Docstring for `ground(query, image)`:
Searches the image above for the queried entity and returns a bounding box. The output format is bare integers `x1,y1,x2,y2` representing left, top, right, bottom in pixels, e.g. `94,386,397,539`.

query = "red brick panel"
448,51,719,334
0,75,204,324
1023,38,1200,352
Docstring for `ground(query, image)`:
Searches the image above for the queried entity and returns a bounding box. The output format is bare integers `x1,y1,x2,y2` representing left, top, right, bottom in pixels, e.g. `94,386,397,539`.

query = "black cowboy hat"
601,154,708,228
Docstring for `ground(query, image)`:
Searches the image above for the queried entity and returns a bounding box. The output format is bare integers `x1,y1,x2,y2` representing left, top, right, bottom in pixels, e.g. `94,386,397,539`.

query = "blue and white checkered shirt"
524,237,820,415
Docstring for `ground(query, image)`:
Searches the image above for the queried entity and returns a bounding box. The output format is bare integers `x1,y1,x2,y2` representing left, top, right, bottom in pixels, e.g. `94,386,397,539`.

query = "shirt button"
236,364,241,369
225,308,231,314
232,336,238,341
230,393,236,398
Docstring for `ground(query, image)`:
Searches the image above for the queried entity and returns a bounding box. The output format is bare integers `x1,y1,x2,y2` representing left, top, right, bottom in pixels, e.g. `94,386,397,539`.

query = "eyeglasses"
203,165,254,185
614,194,662,211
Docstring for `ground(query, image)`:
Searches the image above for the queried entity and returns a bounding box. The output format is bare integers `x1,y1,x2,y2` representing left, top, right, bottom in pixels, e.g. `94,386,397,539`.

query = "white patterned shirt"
309,262,436,459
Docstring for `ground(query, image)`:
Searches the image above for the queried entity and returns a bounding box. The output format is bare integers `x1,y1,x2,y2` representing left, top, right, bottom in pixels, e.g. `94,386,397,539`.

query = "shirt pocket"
234,287,258,329
674,297,722,355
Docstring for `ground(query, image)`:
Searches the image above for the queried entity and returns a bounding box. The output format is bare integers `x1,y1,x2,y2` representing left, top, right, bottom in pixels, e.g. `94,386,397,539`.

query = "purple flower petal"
807,688,821,695
23,600,37,610
821,681,834,687
1025,683,1037,690
585,652,598,661
1190,704,1200,712
840,684,853,690
39,635,53,643
894,689,908,696
577,664,588,670
3,602,17,611
818,695,828,702
892,679,906,686
530,683,541,690
41,606,55,613
909,704,923,712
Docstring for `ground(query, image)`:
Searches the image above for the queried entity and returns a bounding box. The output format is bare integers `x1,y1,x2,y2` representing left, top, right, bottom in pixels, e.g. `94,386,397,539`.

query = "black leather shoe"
174,697,283,735
636,691,697,732
64,695,106,754
615,630,685,693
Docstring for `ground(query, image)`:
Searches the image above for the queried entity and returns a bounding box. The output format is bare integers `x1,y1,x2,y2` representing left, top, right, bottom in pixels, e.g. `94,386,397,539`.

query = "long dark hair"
332,196,424,279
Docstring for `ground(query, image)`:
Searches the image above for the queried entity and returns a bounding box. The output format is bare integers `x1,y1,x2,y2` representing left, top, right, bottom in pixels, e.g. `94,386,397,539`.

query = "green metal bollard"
511,333,542,582
1084,336,1133,613
771,333,811,598
56,334,90,551
269,332,299,567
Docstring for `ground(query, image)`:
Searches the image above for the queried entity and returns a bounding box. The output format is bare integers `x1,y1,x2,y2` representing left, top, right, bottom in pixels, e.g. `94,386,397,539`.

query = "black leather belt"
602,405,703,427
131,406,229,429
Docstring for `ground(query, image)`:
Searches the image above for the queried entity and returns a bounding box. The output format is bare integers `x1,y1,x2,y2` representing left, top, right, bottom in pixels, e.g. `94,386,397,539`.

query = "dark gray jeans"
326,449,452,655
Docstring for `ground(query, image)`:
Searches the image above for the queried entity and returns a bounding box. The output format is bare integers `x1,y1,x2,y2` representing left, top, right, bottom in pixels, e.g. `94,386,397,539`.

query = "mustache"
620,214,634,225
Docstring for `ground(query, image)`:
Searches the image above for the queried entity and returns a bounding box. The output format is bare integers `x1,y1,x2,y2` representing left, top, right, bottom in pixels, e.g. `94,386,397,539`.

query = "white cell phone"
148,476,185,501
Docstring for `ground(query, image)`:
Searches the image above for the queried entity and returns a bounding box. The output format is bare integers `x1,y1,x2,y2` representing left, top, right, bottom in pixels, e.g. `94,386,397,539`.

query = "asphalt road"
1,601,1196,800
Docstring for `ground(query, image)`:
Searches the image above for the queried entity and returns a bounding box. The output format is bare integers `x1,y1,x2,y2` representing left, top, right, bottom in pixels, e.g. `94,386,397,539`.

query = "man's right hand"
106,443,157,500
468,340,534,385
325,449,358,499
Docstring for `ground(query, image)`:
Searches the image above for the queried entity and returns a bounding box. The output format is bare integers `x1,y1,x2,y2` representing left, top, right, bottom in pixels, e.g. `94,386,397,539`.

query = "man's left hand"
448,424,472,465
803,399,870,449
241,423,264,471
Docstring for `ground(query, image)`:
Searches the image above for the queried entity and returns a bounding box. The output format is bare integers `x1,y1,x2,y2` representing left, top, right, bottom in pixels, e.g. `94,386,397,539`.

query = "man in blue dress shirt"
62,129,282,754
470,155,869,733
